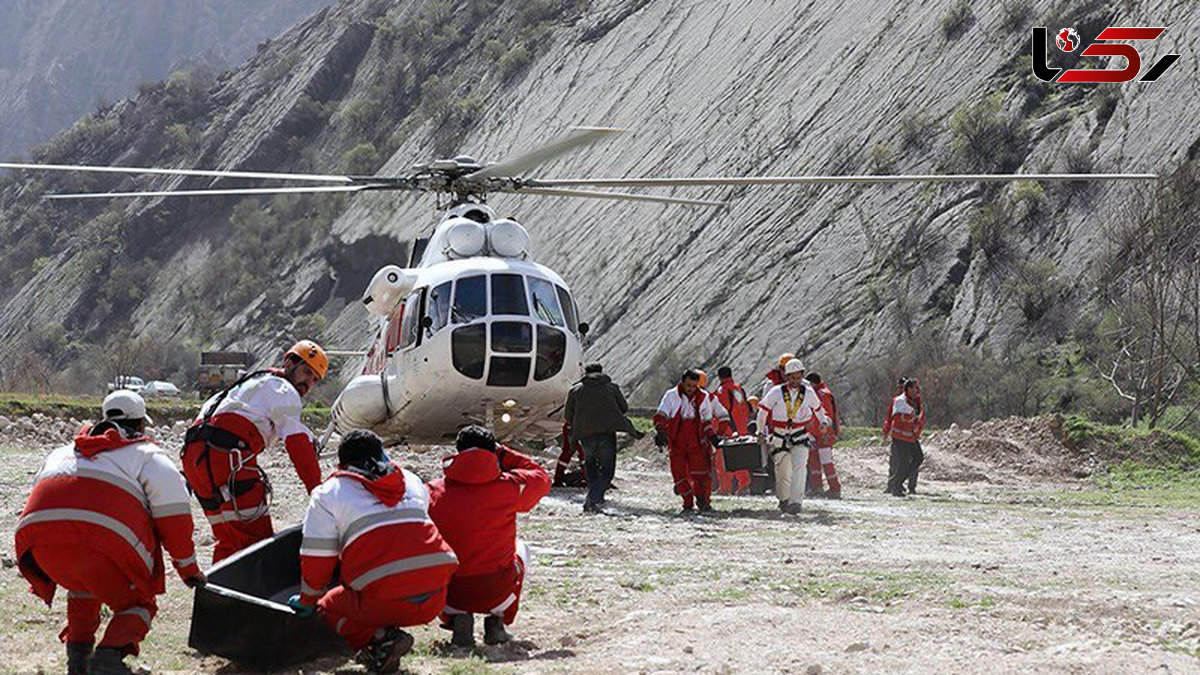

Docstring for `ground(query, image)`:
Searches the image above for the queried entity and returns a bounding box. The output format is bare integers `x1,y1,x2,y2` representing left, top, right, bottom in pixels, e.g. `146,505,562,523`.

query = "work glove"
182,571,207,589
654,430,668,449
708,435,722,448
747,421,758,436
287,594,317,618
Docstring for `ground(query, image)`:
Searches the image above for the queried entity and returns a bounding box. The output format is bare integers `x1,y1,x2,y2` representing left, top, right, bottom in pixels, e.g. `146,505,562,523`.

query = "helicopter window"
451,324,486,380
528,277,564,326
428,281,452,331
399,288,425,349
491,273,528,316
534,326,566,381
491,321,532,353
453,275,487,323
487,356,531,387
556,285,579,334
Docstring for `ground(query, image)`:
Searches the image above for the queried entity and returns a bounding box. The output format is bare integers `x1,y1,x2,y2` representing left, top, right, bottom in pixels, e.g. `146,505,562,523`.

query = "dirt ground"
2,422,1199,674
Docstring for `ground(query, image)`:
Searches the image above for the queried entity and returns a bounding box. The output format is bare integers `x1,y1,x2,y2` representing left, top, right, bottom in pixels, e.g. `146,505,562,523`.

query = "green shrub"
940,0,974,40
949,94,1028,171
1008,257,1063,322
1000,0,1031,32
869,142,895,174
899,111,934,152
342,97,384,133
968,202,1012,260
499,43,532,80
341,142,381,175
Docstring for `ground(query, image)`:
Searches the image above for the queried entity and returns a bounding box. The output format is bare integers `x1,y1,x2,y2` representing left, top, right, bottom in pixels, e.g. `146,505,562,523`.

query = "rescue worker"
653,369,723,515
181,340,327,562
563,363,641,513
883,378,925,497
553,421,586,488
290,430,458,674
15,391,204,675
427,426,550,647
804,372,842,499
759,353,794,399
757,359,828,514
713,366,753,494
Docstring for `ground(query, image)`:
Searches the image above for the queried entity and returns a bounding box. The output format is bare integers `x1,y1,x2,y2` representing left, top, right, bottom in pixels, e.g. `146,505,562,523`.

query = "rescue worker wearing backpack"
15,391,205,675
181,340,327,562
290,430,458,674
757,359,828,514
427,426,550,647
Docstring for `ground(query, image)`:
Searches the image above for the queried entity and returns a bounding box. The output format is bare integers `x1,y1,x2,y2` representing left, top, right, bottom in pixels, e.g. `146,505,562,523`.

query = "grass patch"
0,392,331,428
949,595,997,609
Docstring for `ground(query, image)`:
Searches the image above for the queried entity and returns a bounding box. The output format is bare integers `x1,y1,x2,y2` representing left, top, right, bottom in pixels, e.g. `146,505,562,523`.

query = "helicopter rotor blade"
502,186,724,207
0,161,358,183
526,172,1159,188
43,183,395,200
465,126,626,180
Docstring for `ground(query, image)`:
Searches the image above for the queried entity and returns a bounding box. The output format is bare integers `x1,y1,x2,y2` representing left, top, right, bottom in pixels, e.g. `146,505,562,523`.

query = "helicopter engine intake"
333,373,393,430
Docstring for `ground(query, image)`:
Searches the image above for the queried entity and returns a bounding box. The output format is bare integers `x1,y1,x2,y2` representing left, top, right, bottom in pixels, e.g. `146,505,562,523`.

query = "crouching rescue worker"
15,391,205,675
654,369,723,515
290,430,458,674
757,359,827,514
182,340,327,562
428,426,551,647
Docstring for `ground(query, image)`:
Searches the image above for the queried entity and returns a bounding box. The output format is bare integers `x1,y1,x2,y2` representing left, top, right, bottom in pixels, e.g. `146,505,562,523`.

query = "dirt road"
2,429,1198,674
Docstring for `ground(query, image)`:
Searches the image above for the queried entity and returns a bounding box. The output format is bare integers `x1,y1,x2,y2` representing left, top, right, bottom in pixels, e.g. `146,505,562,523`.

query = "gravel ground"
1,419,1198,674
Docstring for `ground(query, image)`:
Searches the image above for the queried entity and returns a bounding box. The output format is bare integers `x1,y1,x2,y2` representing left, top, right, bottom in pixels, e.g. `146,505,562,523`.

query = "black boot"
450,613,475,648
66,642,92,675
355,627,413,674
89,648,133,675
483,615,511,645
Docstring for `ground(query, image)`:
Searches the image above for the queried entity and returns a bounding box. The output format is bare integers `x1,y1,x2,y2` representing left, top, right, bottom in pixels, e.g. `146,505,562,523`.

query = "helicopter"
0,126,1158,444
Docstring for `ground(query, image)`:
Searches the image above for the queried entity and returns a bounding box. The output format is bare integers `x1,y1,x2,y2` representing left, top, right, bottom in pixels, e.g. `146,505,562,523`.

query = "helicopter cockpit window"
427,281,452,331
491,273,528,316
556,285,579,334
399,289,424,349
528,277,565,326
453,275,486,323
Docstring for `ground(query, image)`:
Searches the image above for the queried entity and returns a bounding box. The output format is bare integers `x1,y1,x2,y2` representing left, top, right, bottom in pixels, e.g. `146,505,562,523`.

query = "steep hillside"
0,0,331,158
0,0,1196,415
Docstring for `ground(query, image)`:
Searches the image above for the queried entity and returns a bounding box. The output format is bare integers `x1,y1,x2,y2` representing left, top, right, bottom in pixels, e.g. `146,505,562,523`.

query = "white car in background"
107,375,145,393
141,380,182,398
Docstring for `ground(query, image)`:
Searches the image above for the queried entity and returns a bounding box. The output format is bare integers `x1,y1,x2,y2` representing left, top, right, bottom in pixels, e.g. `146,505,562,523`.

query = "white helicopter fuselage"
332,209,586,444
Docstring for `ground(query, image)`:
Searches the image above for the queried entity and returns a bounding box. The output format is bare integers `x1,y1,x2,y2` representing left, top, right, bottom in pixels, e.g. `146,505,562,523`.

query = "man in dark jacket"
563,363,642,513
427,426,550,648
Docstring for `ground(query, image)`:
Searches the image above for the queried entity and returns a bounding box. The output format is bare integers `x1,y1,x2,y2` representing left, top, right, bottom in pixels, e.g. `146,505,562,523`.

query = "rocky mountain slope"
0,0,331,158
0,0,1196,415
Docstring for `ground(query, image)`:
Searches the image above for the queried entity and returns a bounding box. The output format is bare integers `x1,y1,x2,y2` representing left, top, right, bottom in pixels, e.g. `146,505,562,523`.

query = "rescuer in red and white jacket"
290,430,458,674
654,369,723,514
713,366,753,495
181,340,327,562
804,372,842,499
427,426,550,648
758,353,794,399
756,359,828,514
15,391,204,675
883,378,926,497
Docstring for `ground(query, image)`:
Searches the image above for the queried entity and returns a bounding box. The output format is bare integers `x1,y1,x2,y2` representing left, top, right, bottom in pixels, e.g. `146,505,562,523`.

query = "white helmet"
784,358,805,375
102,390,153,425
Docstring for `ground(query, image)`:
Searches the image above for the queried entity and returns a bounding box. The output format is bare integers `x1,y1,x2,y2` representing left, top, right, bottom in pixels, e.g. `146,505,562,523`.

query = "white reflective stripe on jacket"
300,468,433,557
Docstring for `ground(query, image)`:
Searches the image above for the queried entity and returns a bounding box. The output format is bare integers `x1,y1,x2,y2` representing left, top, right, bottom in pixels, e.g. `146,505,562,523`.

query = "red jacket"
883,393,925,443
299,464,457,605
652,385,720,453
813,382,840,446
427,448,549,577
714,377,751,437
16,426,201,604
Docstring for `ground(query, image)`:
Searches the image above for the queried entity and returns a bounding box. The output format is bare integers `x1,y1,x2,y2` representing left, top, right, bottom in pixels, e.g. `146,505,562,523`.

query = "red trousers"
31,544,157,656
205,482,274,563
806,446,841,493
714,450,751,495
443,543,528,625
319,585,447,650
553,440,586,485
669,444,712,509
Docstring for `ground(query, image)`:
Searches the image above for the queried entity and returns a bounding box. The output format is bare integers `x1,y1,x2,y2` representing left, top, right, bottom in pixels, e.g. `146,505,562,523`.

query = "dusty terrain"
2,418,1199,674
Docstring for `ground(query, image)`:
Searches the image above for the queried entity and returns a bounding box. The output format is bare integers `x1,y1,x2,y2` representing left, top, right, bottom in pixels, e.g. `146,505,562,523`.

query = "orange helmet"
286,340,328,379
747,394,760,405
697,369,708,388
777,353,795,368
